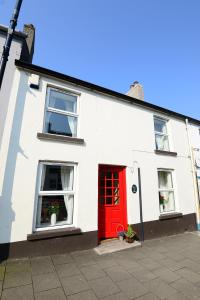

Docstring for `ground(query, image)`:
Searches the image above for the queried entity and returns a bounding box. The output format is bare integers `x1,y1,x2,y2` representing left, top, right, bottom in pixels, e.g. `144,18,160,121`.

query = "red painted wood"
98,165,127,241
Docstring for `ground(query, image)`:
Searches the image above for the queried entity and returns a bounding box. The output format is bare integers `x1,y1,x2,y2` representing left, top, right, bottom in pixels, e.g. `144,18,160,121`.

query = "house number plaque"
132,184,137,193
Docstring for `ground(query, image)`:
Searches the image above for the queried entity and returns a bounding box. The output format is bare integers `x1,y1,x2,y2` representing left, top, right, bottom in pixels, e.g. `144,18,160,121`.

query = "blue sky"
0,0,199,119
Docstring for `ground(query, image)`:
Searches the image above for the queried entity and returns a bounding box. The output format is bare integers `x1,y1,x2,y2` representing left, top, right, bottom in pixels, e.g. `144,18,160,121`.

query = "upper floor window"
44,88,78,137
154,117,170,151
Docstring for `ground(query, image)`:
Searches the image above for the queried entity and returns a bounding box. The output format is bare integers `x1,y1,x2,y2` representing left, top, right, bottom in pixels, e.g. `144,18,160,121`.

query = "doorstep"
94,238,141,255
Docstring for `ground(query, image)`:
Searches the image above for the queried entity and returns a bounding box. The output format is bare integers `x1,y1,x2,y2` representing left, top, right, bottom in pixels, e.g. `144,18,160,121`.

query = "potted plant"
125,224,136,243
159,194,165,213
48,204,59,226
116,224,125,241
118,230,125,242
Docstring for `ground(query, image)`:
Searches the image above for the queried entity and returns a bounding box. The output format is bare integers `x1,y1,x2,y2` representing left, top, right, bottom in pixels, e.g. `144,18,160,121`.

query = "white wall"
0,34,23,150
0,68,196,243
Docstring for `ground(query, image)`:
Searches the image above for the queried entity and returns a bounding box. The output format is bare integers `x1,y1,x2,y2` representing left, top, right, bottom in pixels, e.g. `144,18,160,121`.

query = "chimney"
20,24,35,63
126,81,144,101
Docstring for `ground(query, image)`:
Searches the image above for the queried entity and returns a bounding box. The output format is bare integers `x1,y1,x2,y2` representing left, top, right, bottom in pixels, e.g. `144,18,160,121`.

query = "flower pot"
125,236,134,243
50,213,56,226
118,235,124,242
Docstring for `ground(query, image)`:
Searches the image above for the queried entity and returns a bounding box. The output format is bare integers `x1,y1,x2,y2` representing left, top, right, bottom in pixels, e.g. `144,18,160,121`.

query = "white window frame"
34,161,77,232
158,168,177,214
44,86,79,137
154,116,170,151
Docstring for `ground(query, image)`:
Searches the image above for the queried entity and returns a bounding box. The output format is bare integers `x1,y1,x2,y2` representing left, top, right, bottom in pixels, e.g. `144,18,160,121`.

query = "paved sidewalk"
1,232,200,299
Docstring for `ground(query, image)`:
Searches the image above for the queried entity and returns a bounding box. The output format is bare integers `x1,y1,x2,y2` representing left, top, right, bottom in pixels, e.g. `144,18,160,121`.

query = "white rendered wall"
0,35,22,150
0,68,196,243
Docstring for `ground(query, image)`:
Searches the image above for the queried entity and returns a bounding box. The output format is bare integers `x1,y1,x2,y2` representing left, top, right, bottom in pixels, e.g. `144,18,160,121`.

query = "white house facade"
0,60,199,259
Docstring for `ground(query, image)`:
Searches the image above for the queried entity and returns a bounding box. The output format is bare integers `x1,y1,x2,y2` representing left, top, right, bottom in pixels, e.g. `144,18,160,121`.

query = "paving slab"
80,264,106,281
89,276,120,298
0,280,2,297
94,256,118,269
104,265,132,282
174,258,200,273
60,274,90,295
55,262,81,278
170,278,200,299
1,284,34,300
5,260,30,273
144,278,178,299
117,277,148,299
35,287,67,300
135,293,159,300
138,257,162,271
30,256,55,275
51,253,73,265
131,269,158,282
3,271,32,289
67,289,98,300
0,266,5,281
175,267,200,284
165,292,191,300
72,254,97,268
152,267,181,284
32,272,61,292
101,292,129,300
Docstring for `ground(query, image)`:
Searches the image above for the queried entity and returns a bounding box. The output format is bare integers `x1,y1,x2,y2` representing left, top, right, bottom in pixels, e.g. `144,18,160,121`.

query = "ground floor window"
158,169,175,213
36,163,75,229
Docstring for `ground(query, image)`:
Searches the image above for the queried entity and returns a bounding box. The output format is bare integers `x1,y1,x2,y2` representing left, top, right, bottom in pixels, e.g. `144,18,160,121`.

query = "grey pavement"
1,232,200,299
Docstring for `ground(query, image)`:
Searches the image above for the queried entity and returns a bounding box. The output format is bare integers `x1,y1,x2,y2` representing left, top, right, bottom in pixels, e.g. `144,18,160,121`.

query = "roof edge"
0,24,27,39
15,59,200,126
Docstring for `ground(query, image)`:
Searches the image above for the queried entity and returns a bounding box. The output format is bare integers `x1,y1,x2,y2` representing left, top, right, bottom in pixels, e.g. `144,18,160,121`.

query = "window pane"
36,195,74,227
154,118,167,134
155,134,169,151
41,165,74,191
158,171,173,189
106,180,112,187
159,191,175,212
106,197,112,204
106,188,112,196
106,171,112,179
113,172,119,179
45,111,77,137
49,90,77,113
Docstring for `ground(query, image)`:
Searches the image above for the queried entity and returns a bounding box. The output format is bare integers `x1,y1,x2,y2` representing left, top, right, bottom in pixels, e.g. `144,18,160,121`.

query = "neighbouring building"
188,123,200,229
0,24,35,150
0,57,199,259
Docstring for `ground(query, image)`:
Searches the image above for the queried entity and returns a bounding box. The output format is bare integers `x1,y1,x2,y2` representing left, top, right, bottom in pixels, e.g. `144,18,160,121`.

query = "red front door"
98,165,127,240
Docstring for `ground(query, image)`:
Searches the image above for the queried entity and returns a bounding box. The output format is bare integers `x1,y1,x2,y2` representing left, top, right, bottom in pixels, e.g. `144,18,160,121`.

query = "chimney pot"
126,81,144,101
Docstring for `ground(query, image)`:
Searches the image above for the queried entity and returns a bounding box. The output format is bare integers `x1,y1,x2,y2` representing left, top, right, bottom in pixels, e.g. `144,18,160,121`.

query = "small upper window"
44,88,78,137
154,117,169,151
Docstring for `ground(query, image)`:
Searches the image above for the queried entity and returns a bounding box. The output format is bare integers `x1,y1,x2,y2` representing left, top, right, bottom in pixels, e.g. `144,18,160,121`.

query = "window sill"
27,227,81,241
37,132,85,144
155,150,177,156
159,212,183,221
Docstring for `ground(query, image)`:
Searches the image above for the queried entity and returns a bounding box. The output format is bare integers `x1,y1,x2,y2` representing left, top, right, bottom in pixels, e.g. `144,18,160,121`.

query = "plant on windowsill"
159,195,165,213
125,224,136,243
48,204,59,226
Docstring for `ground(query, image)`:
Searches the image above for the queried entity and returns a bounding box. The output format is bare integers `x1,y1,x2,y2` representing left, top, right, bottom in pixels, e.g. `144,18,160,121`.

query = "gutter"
0,24,27,39
15,59,200,126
